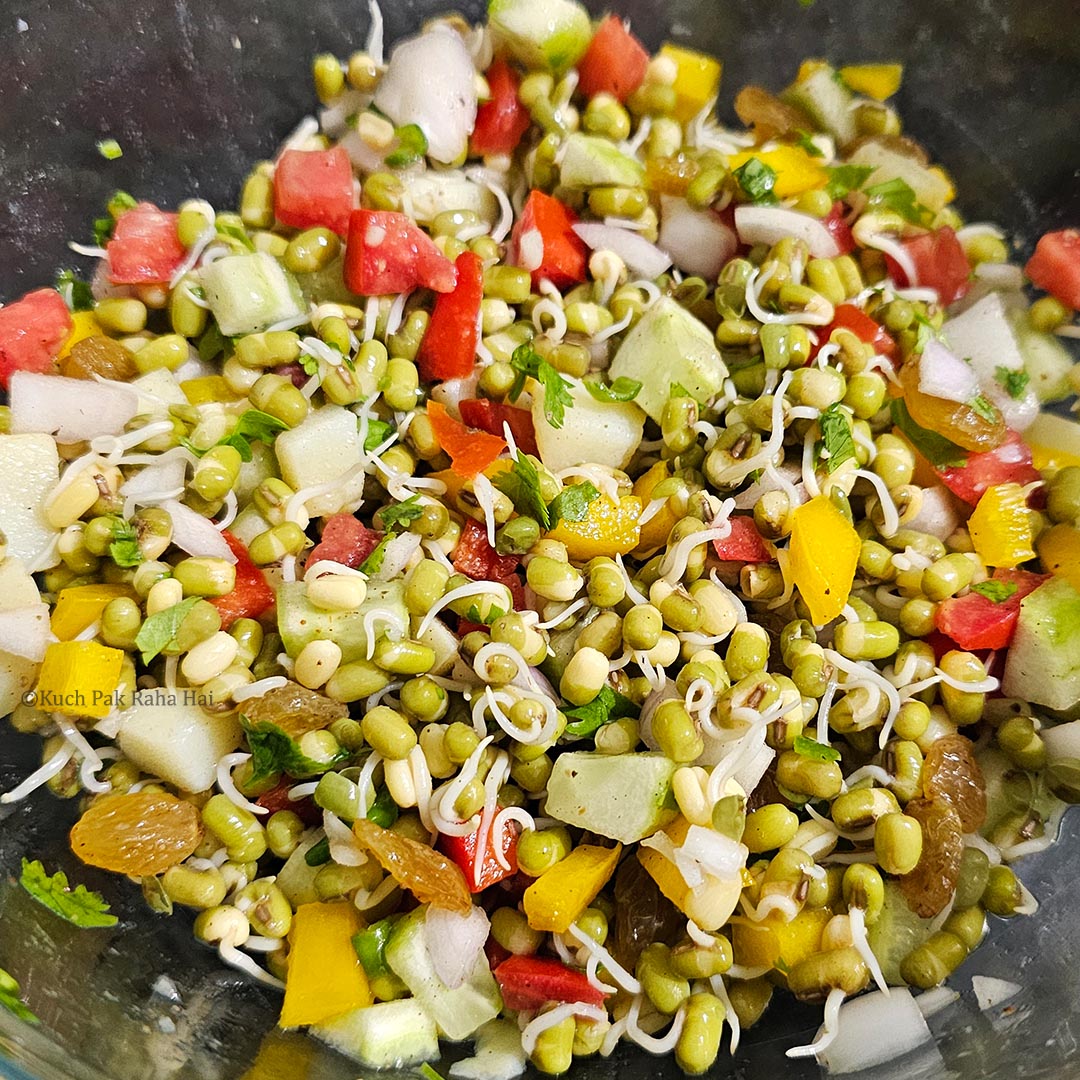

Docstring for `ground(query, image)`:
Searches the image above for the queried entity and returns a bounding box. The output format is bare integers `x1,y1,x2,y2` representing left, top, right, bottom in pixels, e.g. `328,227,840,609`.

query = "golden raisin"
353,817,471,914
60,335,137,381
645,154,701,196
240,681,347,739
734,86,814,141
899,359,1006,453
922,734,987,832
70,791,202,876
898,796,963,918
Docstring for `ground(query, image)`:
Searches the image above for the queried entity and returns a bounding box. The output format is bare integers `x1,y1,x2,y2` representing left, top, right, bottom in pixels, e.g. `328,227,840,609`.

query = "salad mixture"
2,0,1080,1074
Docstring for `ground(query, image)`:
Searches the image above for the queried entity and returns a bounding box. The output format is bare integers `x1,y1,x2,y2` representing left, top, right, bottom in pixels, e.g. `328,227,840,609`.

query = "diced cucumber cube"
199,252,304,336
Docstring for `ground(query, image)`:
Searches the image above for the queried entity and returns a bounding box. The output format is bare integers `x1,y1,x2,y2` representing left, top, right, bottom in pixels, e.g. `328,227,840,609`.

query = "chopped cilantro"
733,158,779,205
972,580,1019,603
913,311,942,353
794,130,824,157
216,220,256,251
134,596,201,665
378,494,424,531
563,686,638,739
584,376,642,403
55,269,94,312
385,124,428,168
363,418,395,452
493,450,551,529
359,534,394,575
890,399,968,469
548,481,600,526
197,322,230,364
97,138,123,160
817,403,856,474
107,516,144,568
464,601,506,626
243,719,348,783
995,365,1030,400
969,393,1000,424
793,735,841,762
19,859,118,929
181,409,288,462
864,177,930,225
508,343,574,430
824,164,875,201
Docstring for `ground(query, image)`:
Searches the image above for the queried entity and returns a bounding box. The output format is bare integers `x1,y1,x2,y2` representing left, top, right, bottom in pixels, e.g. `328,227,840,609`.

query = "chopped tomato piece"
0,288,72,389
576,14,650,102
811,302,895,363
307,513,383,569
417,251,484,382
211,531,275,629
453,518,520,582
273,146,355,238
471,59,531,156
1025,229,1080,311
439,816,519,892
107,202,187,285
510,191,587,290
934,569,1049,651
822,201,855,255
934,429,1039,505
343,209,457,296
426,400,506,478
712,516,776,562
493,955,607,1011
886,226,970,305
459,398,539,457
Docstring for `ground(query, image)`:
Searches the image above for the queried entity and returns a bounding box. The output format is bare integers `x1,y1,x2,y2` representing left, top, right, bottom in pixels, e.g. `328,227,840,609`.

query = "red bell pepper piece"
453,518,521,582
0,288,72,389
576,14,650,103
886,226,970,305
494,955,608,1011
471,59,532,156
934,429,1039,505
417,251,484,383
1025,228,1080,311
426,400,507,478
811,302,895,363
822,201,855,255
273,146,355,238
307,513,383,569
107,202,187,285
712,516,776,562
934,569,1050,651
343,209,457,296
510,191,588,290
440,816,519,892
211,531,275,629
459,398,539,457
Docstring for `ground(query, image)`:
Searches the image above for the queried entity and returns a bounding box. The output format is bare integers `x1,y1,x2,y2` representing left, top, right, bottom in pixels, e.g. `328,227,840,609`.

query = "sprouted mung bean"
1,0,1079,1073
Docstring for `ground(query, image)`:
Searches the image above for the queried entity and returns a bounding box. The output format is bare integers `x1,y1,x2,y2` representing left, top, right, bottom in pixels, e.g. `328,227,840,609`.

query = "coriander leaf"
359,534,394,575
216,221,255,251
913,311,941,353
134,596,201,665
969,393,1000,423
363,419,395,452
971,580,1018,603
733,158,779,205
385,123,428,168
793,734,841,762
187,409,288,463
379,494,424,531
97,138,123,160
584,376,642,403
817,403,856,474
464,601,506,626
824,164,875,201
243,719,349,782
304,836,332,866
548,481,600,526
890,399,968,469
107,516,144,568
19,859,118,929
493,451,551,529
508,343,574,429
0,967,37,1024
864,177,929,225
563,686,638,739
995,366,1030,400
55,269,94,312
197,322,230,364
794,130,824,157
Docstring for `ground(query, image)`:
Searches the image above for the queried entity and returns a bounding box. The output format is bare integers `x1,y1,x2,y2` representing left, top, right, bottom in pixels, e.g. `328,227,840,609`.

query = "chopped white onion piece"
814,987,932,1074
972,975,1022,1011
159,499,237,563
9,371,138,445
659,196,737,280
0,604,52,661
734,205,840,259
424,904,490,990
572,223,672,279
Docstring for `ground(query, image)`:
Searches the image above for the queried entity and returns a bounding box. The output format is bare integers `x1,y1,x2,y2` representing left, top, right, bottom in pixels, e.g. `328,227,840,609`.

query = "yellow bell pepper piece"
727,146,828,199
58,311,103,360
968,483,1035,569
1037,524,1080,592
730,907,831,972
1025,412,1080,473
638,816,747,931
546,495,641,562
659,44,722,124
523,843,621,933
280,902,372,1028
788,495,861,626
181,375,243,405
240,1030,316,1080
35,640,124,718
796,59,829,83
838,63,903,101
51,583,137,641
632,461,679,553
